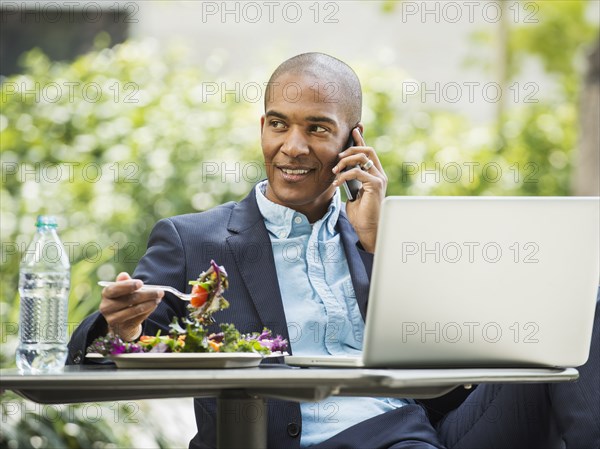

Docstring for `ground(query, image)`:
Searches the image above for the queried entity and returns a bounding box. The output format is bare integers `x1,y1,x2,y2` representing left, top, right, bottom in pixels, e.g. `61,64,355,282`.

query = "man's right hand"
99,272,164,341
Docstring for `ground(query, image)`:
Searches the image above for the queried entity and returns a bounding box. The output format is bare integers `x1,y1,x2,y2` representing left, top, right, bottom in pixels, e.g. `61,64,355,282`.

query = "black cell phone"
341,133,361,201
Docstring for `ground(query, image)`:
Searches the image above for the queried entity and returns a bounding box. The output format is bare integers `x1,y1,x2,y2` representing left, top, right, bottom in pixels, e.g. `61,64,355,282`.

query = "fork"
98,281,192,301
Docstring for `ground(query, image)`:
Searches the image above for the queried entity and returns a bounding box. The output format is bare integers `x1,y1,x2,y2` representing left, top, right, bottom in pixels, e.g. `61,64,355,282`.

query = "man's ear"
260,115,265,137
357,122,364,135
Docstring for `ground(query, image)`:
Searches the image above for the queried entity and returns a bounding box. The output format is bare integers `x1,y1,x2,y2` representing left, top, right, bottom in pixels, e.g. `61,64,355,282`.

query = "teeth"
281,168,309,175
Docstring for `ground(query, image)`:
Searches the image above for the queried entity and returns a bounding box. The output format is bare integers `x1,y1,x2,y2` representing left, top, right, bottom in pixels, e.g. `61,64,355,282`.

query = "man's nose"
281,130,309,157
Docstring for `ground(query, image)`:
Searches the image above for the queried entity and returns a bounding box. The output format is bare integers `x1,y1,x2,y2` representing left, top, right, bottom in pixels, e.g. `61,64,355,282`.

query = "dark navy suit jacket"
67,188,403,449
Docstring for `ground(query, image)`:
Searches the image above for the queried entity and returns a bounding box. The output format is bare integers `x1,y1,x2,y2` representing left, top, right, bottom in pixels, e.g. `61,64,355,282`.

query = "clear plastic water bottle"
16,215,70,372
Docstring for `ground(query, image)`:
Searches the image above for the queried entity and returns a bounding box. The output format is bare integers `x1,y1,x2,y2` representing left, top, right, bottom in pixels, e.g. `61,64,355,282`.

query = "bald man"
68,53,600,449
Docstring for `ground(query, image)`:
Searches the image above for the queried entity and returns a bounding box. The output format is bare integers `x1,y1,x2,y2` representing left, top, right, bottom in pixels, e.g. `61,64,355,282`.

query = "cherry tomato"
190,284,208,308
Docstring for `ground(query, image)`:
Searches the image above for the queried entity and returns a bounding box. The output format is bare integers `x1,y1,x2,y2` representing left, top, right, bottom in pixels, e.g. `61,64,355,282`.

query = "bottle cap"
35,215,58,228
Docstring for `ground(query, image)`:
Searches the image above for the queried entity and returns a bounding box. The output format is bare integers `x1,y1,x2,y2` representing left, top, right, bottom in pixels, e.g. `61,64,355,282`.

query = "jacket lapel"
225,190,290,341
337,212,370,320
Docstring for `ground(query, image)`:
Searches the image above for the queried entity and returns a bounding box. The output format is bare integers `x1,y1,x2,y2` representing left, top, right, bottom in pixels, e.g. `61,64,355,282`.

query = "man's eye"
310,125,327,133
270,120,285,129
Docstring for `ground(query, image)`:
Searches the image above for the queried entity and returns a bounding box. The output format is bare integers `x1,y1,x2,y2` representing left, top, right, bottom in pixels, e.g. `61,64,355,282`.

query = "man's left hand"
332,127,387,253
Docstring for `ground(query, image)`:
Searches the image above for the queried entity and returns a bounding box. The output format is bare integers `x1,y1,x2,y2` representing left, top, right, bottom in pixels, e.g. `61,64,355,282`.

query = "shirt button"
287,422,301,438
294,216,302,224
279,232,287,239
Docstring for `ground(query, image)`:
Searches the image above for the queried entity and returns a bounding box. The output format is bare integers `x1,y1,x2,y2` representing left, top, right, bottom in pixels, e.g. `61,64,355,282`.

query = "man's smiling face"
261,72,352,222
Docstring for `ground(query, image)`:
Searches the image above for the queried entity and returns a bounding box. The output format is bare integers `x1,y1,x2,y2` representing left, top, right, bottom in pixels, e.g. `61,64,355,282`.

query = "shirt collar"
255,180,341,239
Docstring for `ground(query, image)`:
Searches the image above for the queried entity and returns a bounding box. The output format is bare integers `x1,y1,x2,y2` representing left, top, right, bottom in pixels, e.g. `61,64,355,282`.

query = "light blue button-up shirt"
255,181,407,447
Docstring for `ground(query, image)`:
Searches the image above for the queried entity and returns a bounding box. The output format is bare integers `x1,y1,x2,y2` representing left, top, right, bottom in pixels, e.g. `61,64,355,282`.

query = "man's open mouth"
277,166,315,182
280,168,311,175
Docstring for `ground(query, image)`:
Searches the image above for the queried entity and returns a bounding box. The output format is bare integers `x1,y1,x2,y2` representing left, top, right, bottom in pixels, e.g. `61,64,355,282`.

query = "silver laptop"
285,197,600,368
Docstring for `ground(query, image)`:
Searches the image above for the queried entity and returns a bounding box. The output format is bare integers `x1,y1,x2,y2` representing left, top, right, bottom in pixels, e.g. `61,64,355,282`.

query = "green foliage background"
1,38,263,333
0,1,597,446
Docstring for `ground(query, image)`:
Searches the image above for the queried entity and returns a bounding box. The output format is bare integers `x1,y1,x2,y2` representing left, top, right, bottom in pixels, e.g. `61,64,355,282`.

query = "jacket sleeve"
133,218,190,336
66,311,111,365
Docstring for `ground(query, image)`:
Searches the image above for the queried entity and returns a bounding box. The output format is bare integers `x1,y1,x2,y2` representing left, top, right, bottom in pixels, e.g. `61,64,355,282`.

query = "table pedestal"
217,391,267,449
